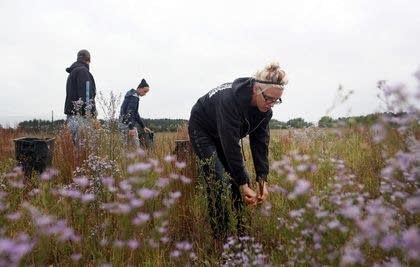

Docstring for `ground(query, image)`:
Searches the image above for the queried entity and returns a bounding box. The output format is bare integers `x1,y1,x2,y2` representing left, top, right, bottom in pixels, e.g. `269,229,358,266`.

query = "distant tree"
318,116,335,128
18,119,65,133
286,118,313,128
269,119,288,129
143,119,188,132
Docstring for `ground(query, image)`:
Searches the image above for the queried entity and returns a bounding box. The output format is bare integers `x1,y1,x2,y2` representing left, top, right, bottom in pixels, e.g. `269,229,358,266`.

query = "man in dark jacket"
64,49,97,146
188,62,287,237
119,79,151,148
65,49,96,117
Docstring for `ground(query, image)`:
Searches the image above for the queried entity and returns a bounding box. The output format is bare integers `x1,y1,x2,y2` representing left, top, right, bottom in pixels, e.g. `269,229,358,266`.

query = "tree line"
0,112,407,133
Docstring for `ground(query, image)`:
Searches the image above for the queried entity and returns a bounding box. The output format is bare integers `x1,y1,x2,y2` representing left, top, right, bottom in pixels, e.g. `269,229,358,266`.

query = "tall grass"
0,78,419,266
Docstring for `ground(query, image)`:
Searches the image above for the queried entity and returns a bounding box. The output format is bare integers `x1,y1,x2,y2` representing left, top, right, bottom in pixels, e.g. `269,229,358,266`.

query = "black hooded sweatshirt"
189,77,272,186
119,89,146,130
64,61,97,116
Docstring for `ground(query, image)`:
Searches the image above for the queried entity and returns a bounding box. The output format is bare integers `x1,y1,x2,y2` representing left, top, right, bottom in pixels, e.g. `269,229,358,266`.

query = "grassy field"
0,114,419,266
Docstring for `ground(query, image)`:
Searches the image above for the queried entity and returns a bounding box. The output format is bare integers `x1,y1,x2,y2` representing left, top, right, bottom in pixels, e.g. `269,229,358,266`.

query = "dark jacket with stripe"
64,61,97,116
119,89,145,130
189,77,271,186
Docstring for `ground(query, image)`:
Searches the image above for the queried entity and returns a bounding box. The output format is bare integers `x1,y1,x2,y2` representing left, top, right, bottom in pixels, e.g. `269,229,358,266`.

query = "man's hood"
66,61,89,73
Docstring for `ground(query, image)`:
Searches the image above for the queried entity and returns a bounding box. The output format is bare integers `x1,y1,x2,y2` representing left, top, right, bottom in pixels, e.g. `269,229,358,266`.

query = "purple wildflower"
58,188,82,199
100,176,115,187
403,196,420,213
340,205,360,220
40,168,59,181
6,211,22,221
0,234,35,265
127,162,152,174
289,180,311,198
129,198,144,208
161,236,170,243
180,175,192,184
164,155,176,162
170,250,181,258
175,161,186,169
169,191,182,199
28,188,40,196
132,212,150,225
156,177,170,187
175,241,192,251
127,239,140,250
70,253,82,261
260,201,272,217
81,193,95,203
380,233,399,251
402,226,420,260
327,220,341,230
100,238,108,246
137,188,158,199
119,180,132,191
296,163,308,172
340,246,364,266
9,180,24,188
73,176,90,187
153,211,164,218
370,123,386,144
289,209,305,218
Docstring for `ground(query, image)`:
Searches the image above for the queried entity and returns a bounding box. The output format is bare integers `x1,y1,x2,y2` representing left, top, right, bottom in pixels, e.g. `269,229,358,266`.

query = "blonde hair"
254,62,288,90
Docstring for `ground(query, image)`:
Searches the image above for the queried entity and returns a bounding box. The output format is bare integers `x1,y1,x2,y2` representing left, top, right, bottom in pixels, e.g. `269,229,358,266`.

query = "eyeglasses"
259,88,282,105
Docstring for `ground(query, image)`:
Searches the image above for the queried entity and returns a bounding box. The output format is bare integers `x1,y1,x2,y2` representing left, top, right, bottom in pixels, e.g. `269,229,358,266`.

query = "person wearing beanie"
119,78,151,148
188,62,288,239
64,49,97,147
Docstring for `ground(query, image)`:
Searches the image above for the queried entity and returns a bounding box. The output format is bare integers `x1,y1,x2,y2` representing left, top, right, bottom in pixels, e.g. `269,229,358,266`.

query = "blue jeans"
188,125,244,238
66,115,92,148
118,122,140,149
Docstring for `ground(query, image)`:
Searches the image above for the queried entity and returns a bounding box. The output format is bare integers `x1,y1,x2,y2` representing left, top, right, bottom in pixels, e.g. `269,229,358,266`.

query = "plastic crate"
139,131,154,148
13,137,55,176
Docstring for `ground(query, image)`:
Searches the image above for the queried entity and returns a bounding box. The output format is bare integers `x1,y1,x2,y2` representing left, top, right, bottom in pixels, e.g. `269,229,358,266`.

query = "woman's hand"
128,129,138,137
257,181,269,203
240,184,258,206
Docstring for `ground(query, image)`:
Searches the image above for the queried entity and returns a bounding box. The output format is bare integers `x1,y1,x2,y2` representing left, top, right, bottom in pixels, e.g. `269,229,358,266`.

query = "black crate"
13,137,55,176
139,131,154,148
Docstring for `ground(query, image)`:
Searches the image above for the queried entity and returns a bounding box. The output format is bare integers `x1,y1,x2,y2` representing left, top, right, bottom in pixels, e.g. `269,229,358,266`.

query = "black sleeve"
216,97,249,186
135,113,145,129
249,113,271,182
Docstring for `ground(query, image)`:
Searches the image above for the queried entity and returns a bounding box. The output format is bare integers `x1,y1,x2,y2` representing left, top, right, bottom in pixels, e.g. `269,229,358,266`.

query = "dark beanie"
138,79,149,88
77,49,91,62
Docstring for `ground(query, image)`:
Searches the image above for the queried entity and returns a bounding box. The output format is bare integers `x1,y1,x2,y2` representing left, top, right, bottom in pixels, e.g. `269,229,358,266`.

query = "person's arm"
132,98,146,130
249,112,272,202
216,97,249,186
135,113,146,130
249,113,271,182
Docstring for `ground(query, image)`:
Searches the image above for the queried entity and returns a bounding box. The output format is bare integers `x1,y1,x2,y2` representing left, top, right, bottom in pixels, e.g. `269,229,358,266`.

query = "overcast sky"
0,0,419,126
